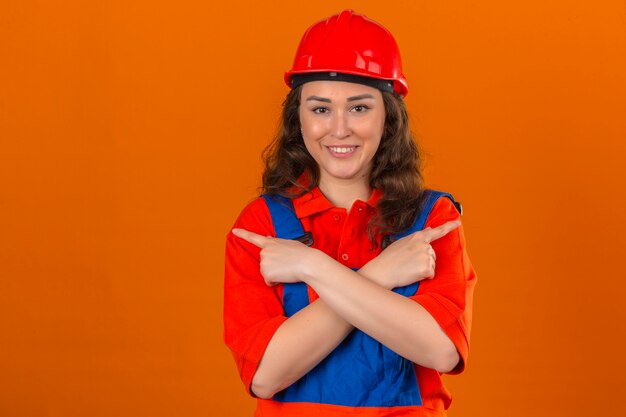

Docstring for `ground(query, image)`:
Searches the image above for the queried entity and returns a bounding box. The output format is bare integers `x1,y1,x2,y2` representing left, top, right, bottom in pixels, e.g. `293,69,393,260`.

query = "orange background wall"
1,1,625,416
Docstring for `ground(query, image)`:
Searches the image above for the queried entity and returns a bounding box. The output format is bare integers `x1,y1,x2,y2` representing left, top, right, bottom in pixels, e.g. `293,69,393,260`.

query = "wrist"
300,248,331,283
358,261,394,290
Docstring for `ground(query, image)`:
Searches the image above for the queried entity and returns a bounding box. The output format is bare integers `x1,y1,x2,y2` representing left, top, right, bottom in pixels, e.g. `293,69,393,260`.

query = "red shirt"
224,187,476,416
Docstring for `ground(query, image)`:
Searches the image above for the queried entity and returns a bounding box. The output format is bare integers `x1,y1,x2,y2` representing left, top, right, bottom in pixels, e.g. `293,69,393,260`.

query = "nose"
330,111,351,139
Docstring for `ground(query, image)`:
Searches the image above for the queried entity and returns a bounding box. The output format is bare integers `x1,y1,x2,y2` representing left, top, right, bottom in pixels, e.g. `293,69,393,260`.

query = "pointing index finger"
232,228,270,248
422,220,461,243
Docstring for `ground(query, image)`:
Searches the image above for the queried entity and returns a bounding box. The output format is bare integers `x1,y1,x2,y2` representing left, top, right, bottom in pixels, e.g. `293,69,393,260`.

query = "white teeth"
329,146,354,154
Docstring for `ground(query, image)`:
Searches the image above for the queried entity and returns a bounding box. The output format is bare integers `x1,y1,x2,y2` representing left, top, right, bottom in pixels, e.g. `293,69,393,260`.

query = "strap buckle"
294,231,314,247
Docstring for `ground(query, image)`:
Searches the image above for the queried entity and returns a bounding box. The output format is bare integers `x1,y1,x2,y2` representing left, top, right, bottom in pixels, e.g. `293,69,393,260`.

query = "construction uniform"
224,186,476,416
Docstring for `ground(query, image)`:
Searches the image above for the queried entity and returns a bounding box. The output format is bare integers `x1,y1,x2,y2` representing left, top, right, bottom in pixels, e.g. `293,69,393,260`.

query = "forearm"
250,298,352,399
251,263,399,398
304,256,459,372
250,250,457,398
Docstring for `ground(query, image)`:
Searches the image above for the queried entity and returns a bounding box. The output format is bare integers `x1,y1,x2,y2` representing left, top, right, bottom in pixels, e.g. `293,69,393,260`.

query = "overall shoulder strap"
384,189,462,297
261,194,305,240
391,189,462,241
260,194,309,316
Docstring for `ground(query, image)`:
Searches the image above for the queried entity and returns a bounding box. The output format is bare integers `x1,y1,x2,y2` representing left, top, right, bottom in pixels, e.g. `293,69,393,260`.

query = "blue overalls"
261,190,461,407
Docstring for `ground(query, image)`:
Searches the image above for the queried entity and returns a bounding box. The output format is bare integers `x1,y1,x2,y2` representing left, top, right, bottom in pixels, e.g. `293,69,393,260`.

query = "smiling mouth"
327,146,356,154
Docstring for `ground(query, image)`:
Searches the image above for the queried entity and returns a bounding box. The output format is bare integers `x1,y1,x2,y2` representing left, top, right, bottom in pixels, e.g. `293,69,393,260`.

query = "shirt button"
341,253,349,261
333,214,341,221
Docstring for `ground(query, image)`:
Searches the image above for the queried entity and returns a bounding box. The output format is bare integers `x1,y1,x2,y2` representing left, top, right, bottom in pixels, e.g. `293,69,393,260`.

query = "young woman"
224,10,476,417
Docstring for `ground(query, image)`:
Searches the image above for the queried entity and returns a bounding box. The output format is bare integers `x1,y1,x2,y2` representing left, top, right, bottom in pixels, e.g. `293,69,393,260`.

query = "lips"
326,145,357,156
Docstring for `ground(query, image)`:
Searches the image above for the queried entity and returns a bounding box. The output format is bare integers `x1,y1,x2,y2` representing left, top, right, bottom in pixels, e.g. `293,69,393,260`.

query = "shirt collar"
292,186,383,219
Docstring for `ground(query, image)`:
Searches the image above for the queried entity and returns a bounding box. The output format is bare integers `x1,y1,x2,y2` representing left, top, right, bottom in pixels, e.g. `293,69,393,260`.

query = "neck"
318,176,372,210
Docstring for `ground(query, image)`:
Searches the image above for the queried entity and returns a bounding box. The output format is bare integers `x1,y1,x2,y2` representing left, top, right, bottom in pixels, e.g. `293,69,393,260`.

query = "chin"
331,173,363,182
327,168,355,178
321,163,369,182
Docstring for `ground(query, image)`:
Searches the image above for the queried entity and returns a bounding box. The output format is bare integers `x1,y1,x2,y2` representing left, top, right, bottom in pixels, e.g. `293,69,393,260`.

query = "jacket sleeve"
410,196,477,374
223,198,287,395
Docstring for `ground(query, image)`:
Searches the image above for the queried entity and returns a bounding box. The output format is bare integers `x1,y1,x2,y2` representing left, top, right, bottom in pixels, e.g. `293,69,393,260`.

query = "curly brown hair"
261,85,425,243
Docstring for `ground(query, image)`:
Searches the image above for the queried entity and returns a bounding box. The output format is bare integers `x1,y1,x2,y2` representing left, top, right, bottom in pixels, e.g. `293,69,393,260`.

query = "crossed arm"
231,219,461,399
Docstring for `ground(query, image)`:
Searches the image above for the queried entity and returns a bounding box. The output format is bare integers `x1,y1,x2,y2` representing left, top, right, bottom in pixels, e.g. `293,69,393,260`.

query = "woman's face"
299,81,385,187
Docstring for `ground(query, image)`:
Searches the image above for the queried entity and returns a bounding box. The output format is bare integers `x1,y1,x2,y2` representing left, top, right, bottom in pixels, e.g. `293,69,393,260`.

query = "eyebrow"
347,94,376,102
305,93,376,103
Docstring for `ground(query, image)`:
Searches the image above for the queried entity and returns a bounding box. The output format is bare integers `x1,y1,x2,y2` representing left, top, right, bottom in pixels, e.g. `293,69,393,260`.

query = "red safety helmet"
285,10,409,97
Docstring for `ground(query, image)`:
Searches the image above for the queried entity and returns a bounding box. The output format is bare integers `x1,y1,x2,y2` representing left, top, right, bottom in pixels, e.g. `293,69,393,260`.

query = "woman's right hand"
360,220,461,290
231,227,327,286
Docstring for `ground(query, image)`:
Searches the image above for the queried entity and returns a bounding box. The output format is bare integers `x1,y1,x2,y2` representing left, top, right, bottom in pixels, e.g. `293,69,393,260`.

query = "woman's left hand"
360,220,460,289
232,228,323,286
